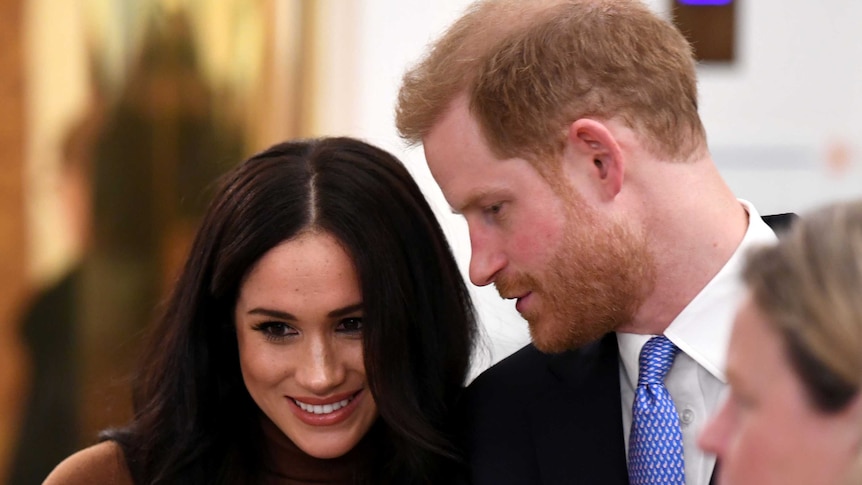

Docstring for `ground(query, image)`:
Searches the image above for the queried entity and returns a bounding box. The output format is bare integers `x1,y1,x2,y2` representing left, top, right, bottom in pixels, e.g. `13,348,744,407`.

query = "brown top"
259,414,379,484
43,441,133,485
42,416,381,484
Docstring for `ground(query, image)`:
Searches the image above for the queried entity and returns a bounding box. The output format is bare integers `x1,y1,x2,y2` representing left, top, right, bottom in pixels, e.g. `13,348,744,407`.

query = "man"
395,1,794,484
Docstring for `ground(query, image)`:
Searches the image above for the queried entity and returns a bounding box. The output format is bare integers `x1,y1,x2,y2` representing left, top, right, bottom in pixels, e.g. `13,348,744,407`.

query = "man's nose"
468,226,507,286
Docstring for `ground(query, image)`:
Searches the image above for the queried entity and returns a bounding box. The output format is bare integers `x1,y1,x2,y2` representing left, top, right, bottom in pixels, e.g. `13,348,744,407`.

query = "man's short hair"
396,0,706,163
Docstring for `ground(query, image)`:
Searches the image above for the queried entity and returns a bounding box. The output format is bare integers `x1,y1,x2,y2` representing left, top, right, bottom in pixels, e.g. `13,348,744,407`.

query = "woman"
699,199,862,485
46,137,478,484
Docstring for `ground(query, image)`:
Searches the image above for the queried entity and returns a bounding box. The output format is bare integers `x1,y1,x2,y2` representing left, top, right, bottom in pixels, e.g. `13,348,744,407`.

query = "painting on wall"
6,1,317,482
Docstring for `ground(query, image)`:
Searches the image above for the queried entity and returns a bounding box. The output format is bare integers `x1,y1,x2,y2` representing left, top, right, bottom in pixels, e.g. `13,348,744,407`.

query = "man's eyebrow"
451,187,502,215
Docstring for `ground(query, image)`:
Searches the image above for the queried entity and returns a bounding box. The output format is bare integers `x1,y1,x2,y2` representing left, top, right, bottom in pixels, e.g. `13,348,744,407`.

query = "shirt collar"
618,200,778,387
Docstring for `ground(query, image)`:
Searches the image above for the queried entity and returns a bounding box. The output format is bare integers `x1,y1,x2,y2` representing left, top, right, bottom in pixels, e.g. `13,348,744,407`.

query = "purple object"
677,0,733,5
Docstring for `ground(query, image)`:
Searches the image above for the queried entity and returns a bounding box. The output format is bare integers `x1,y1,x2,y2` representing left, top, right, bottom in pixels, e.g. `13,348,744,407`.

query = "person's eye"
252,321,298,342
481,202,507,222
485,203,503,215
730,388,756,411
336,317,363,335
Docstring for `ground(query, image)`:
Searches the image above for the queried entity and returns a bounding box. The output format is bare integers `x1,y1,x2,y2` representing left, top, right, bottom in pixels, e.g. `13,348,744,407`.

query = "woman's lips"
286,389,364,426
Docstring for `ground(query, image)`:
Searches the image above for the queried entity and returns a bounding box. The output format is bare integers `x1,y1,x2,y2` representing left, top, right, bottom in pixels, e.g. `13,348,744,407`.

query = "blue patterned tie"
628,336,685,485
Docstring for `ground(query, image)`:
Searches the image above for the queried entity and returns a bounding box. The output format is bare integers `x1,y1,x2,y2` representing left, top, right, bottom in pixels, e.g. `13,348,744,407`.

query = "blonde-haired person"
397,0,794,483
700,199,862,485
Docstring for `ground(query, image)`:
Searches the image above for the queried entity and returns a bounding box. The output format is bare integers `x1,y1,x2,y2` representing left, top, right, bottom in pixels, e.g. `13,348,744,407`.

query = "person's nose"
698,397,731,457
295,336,345,395
468,224,507,287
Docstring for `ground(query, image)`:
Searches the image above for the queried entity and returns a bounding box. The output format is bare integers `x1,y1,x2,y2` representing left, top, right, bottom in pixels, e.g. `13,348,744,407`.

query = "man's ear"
565,118,625,199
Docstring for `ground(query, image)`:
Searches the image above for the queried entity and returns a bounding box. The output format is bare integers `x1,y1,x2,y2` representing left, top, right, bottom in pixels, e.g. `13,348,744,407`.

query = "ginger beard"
495,189,656,353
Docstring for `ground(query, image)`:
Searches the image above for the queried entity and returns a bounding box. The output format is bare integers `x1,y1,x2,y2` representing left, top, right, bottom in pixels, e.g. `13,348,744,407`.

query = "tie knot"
637,336,679,386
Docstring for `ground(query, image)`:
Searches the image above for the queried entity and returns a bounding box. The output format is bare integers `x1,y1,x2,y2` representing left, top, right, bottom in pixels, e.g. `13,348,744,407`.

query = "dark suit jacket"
456,213,797,485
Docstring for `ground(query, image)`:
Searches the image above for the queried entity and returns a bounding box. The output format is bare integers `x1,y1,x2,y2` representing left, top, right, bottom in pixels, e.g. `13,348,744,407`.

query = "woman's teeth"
294,397,352,415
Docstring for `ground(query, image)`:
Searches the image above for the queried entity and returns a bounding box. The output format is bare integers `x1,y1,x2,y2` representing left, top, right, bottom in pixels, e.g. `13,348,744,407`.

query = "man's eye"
337,317,363,334
485,203,503,215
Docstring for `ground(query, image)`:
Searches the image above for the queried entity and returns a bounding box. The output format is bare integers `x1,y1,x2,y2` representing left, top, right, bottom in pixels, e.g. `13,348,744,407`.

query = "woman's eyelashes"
250,316,364,342
336,317,364,335
252,321,299,342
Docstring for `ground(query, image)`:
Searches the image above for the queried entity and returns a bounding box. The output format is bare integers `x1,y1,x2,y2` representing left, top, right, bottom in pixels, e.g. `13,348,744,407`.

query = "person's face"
423,96,654,352
699,294,861,485
234,231,378,459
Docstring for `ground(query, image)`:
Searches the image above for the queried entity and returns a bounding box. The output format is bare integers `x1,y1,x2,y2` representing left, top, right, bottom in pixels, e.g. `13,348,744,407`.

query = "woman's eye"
253,322,297,341
337,317,364,334
730,388,756,411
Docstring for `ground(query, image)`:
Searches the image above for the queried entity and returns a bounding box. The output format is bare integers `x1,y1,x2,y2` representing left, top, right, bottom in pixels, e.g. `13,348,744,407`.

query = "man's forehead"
424,95,475,147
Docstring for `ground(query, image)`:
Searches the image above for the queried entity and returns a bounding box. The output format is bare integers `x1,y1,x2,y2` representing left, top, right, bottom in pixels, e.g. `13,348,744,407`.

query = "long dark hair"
103,137,478,483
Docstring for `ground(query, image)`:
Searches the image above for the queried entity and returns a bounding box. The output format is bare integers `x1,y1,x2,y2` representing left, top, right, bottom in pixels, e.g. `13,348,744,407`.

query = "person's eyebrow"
247,302,364,320
725,367,742,387
327,302,364,318
452,187,503,215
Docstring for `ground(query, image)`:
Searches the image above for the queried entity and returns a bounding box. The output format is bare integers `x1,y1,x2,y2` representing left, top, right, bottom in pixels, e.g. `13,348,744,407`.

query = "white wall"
695,0,862,215
317,0,862,379
353,0,530,378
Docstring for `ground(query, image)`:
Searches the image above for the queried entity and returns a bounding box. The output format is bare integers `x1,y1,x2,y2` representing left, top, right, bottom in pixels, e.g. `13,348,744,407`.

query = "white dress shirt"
617,200,778,485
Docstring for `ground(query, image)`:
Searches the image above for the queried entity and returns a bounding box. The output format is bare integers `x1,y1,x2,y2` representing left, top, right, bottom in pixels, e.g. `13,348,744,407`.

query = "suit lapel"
761,212,797,234
530,333,630,485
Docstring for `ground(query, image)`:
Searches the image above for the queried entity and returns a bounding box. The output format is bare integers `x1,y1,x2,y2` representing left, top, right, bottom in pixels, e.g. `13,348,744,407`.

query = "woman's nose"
698,398,731,457
295,337,345,395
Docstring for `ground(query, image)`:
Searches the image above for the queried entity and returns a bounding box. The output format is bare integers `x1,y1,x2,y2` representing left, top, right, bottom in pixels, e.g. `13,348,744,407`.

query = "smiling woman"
235,232,377,460
42,137,478,484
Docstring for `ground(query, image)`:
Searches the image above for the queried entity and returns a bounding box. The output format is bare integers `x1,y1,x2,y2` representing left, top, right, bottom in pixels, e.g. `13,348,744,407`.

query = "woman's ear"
565,118,625,200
